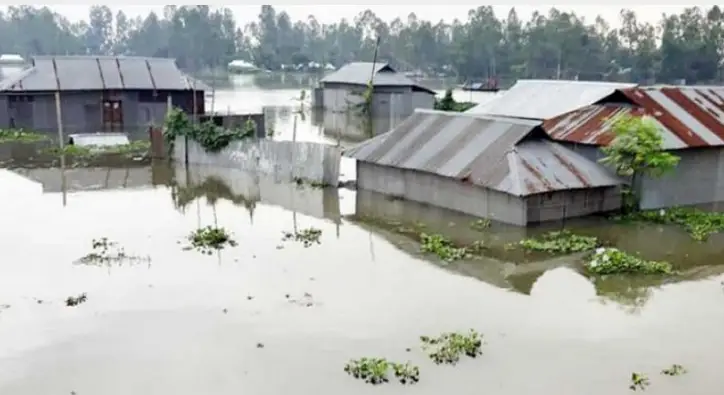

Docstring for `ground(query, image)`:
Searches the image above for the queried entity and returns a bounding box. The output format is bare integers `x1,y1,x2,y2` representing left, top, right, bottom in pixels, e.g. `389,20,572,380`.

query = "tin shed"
314,62,435,131
345,110,622,226
0,55,209,137
544,85,724,210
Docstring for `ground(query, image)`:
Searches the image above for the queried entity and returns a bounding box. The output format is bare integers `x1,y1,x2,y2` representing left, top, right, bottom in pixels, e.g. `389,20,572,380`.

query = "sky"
19,4,722,27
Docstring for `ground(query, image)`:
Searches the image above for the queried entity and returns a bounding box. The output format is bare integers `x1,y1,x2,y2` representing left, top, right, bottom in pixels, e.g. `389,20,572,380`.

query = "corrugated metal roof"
320,61,435,93
466,79,637,119
543,86,724,149
0,56,210,92
344,109,621,196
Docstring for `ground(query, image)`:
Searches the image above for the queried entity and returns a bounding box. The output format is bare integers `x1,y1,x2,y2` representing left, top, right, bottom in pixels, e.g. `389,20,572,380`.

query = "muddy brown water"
0,87,723,394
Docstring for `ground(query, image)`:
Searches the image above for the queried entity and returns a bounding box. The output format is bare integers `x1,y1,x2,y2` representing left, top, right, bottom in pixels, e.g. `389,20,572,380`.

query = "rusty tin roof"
344,109,621,196
544,86,724,150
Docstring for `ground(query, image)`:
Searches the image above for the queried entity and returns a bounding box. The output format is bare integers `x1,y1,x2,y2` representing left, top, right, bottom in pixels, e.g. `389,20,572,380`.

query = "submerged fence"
172,136,342,187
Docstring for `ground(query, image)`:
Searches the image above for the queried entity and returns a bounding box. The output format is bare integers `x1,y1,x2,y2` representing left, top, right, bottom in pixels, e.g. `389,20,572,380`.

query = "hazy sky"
22,4,721,27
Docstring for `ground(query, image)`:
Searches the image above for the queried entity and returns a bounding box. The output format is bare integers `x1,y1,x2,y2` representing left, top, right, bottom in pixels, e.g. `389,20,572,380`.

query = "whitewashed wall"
173,137,341,186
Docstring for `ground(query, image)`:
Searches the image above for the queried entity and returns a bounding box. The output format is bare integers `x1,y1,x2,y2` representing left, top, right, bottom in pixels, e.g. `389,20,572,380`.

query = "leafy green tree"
599,115,680,211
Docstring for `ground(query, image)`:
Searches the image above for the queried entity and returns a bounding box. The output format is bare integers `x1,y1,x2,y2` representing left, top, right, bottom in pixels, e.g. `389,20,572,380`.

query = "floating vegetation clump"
293,177,329,189
618,207,724,241
661,364,687,376
282,227,322,248
65,293,87,307
470,219,491,231
0,129,49,143
420,330,483,365
43,140,150,159
344,358,420,385
586,247,674,275
519,230,599,254
629,372,650,391
185,226,238,254
420,233,469,262
76,237,149,266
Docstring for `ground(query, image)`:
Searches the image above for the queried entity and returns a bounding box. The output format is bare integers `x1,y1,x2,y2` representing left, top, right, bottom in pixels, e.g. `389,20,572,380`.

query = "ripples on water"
0,80,722,394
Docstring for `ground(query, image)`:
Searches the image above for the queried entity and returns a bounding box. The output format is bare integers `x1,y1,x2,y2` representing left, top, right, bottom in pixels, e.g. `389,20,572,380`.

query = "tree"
2,5,724,81
599,114,680,211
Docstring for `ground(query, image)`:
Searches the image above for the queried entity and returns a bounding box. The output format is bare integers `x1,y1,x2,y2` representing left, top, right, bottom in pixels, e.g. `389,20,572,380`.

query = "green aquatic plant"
65,293,87,307
185,226,238,254
293,177,330,189
75,237,149,266
420,330,483,365
0,128,49,143
519,230,599,254
42,140,150,159
661,364,687,376
470,218,491,231
586,248,673,275
343,358,419,385
420,233,469,262
629,372,650,391
282,227,322,248
617,207,724,241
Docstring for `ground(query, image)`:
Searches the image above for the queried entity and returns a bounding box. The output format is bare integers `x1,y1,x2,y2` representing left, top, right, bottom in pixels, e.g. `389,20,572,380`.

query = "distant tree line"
1,5,723,84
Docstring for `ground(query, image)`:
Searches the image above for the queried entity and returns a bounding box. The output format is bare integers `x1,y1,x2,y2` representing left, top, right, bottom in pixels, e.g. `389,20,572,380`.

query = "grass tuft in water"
42,140,150,159
519,230,599,254
420,233,469,262
419,330,483,365
470,219,491,231
76,237,149,266
65,293,87,307
617,207,724,241
661,364,687,376
0,129,49,143
185,226,238,255
282,227,322,248
344,358,420,385
586,248,673,275
629,372,650,391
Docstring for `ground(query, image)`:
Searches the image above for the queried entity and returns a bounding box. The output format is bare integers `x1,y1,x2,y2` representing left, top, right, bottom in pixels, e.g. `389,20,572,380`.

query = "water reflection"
351,189,724,312
2,82,724,394
170,163,342,225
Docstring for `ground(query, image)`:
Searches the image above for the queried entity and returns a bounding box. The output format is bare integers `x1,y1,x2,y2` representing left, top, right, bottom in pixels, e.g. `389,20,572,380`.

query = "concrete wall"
356,161,528,226
560,142,724,210
319,83,434,117
525,187,622,223
175,137,342,186
173,164,341,223
639,148,724,209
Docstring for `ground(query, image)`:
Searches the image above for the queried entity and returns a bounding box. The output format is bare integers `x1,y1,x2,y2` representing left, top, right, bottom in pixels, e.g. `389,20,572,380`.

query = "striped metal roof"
0,56,210,92
544,86,724,149
465,79,637,119
344,110,621,196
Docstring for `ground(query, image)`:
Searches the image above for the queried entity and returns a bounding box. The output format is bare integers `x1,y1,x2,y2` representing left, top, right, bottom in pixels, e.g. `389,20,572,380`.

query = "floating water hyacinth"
585,247,673,275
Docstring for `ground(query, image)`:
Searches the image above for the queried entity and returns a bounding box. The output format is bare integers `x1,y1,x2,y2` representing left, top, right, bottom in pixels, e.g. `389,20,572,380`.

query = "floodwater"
1,79,724,395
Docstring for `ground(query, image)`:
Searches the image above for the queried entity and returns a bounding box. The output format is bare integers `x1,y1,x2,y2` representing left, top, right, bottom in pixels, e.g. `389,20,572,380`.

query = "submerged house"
543,85,724,209
313,61,435,120
469,79,724,210
344,110,622,226
0,55,209,135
